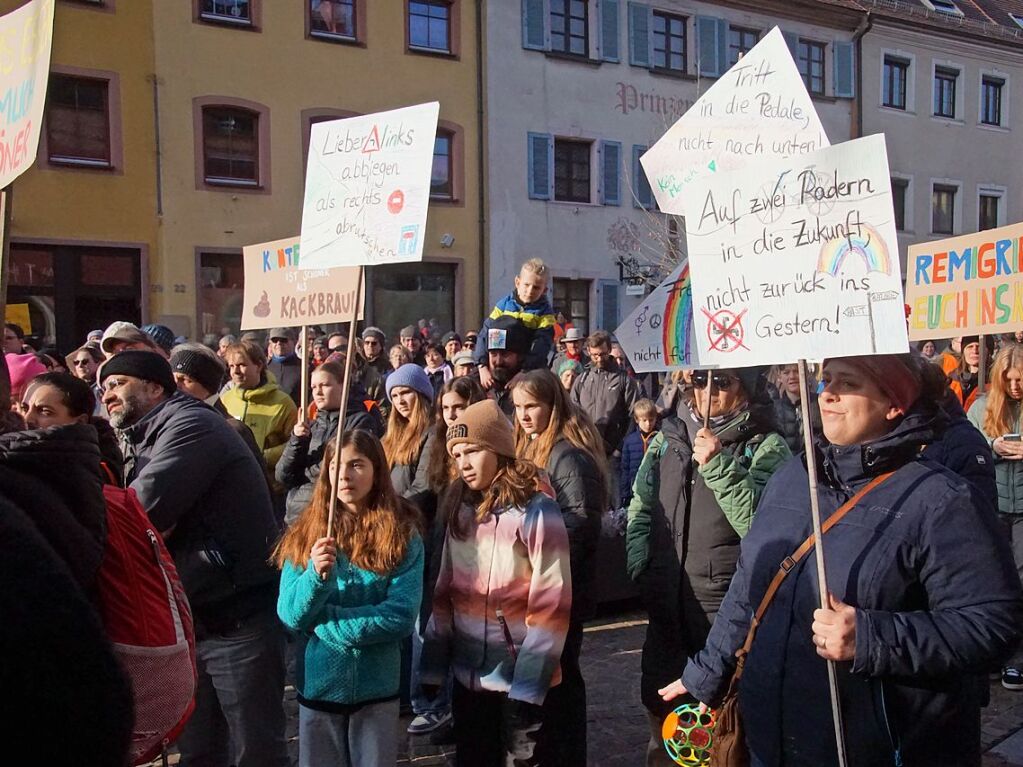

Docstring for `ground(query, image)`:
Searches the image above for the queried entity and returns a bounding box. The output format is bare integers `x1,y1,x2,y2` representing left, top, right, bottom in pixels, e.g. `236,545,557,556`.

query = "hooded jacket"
570,359,639,454
680,407,1023,767
220,376,298,471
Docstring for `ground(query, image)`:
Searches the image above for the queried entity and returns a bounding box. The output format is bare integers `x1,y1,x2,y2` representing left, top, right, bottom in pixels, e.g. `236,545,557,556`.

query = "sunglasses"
329,346,345,354
73,358,93,366
691,372,737,390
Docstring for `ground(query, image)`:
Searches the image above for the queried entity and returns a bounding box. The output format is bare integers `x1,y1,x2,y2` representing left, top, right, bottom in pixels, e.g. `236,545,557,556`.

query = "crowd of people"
3,257,1023,766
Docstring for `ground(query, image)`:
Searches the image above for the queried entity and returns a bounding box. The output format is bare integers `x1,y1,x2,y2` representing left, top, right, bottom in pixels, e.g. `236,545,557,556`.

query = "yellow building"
6,0,482,348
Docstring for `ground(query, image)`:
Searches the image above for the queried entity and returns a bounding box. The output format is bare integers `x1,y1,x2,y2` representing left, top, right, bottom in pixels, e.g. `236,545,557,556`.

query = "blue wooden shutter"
600,0,620,62
628,2,650,67
633,145,653,209
600,140,621,205
527,132,553,200
522,0,547,51
599,280,621,330
783,31,800,63
697,16,727,77
833,41,855,98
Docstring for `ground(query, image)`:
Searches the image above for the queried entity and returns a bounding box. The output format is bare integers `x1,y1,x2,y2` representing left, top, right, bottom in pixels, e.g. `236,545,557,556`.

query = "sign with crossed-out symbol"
702,308,749,352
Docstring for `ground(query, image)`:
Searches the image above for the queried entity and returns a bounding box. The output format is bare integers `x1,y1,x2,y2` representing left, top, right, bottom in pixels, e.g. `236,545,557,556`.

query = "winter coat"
424,364,452,401
120,392,281,635
771,391,821,454
570,360,639,455
92,416,124,485
474,291,556,370
391,429,436,501
619,428,656,507
220,377,298,471
267,354,302,405
547,439,605,623
625,404,791,712
925,395,997,512
277,535,423,707
421,492,571,706
680,407,1023,767
949,369,983,412
968,394,1023,515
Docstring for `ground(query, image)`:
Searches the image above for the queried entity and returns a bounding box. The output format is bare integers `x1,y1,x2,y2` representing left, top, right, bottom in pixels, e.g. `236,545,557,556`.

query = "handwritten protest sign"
686,133,908,366
298,102,439,271
615,260,702,373
906,222,1023,340
640,27,828,217
240,236,363,330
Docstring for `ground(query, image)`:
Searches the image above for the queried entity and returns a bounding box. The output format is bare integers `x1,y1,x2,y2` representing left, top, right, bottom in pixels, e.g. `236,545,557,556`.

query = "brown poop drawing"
253,290,271,318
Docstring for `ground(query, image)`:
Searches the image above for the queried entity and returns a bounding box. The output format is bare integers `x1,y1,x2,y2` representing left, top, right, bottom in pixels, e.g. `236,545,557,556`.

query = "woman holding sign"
659,354,1023,766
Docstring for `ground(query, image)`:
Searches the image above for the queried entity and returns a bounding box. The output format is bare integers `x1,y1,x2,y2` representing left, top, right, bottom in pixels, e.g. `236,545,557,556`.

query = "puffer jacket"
625,402,791,712
618,428,656,506
570,359,639,454
968,394,1023,515
771,391,821,454
680,406,1023,767
221,376,298,471
925,394,997,512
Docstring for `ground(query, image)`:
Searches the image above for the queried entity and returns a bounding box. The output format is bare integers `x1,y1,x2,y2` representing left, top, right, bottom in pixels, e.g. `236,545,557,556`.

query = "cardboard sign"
640,27,828,217
686,134,908,366
615,261,702,373
240,236,363,330
298,102,440,270
5,302,30,333
906,222,1023,340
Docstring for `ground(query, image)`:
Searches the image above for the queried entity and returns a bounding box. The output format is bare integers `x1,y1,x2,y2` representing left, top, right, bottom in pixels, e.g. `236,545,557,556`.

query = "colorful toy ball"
662,703,716,766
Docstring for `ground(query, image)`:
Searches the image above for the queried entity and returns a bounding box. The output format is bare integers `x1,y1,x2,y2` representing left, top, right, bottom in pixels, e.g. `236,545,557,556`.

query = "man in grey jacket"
571,330,639,457
100,350,288,767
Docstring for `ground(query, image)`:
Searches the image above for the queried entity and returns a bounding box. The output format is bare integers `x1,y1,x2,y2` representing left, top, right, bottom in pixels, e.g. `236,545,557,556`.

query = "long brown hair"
512,368,609,479
272,431,420,574
982,344,1023,438
446,453,542,540
427,376,486,492
381,391,432,467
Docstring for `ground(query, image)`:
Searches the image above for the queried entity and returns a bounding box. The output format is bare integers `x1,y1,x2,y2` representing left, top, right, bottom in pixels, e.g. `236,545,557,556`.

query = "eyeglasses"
329,346,345,354
270,338,290,344
73,358,93,366
690,372,737,390
101,377,133,393
364,340,381,347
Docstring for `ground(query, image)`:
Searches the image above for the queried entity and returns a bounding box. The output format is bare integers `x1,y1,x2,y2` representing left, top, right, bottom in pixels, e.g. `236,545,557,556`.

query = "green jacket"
968,395,1023,515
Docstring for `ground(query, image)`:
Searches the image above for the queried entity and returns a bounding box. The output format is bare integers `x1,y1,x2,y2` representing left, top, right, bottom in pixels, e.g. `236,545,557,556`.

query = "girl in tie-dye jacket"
420,399,571,764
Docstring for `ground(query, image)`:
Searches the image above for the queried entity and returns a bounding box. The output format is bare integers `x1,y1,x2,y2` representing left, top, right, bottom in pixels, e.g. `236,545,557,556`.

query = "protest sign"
906,222,1023,340
4,302,30,332
615,260,702,372
686,133,908,367
298,102,440,271
640,27,828,217
240,236,363,330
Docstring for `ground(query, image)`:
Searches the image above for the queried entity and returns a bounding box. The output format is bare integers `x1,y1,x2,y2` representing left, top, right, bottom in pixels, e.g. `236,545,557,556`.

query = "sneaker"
1002,667,1023,690
407,710,453,735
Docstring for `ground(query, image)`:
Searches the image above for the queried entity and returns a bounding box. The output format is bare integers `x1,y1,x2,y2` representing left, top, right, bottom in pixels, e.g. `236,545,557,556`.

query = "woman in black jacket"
660,354,1023,767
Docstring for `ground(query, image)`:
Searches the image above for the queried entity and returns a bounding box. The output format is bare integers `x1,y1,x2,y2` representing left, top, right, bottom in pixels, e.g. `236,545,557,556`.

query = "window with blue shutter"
600,0,620,62
599,279,621,330
633,144,653,209
628,2,650,67
782,31,800,62
696,16,727,77
522,0,547,51
528,132,553,200
600,140,621,205
833,41,855,98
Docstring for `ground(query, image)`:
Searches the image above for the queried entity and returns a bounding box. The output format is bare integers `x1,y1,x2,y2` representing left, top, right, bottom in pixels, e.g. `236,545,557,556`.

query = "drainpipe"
475,0,487,328
852,11,873,139
150,74,164,217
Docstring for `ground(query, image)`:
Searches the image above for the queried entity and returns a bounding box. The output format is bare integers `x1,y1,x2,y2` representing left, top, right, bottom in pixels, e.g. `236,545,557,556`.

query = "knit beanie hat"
385,363,434,402
141,323,176,354
170,348,225,395
5,353,46,394
99,350,177,395
362,326,386,343
446,400,516,458
824,355,922,413
557,358,582,376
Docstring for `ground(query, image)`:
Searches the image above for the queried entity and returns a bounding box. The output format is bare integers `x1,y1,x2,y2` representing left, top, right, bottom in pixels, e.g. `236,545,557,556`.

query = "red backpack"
97,484,197,765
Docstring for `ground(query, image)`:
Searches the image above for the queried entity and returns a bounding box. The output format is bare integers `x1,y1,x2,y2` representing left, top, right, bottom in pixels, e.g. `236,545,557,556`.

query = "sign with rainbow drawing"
905,222,1023,340
615,260,703,373
685,133,908,366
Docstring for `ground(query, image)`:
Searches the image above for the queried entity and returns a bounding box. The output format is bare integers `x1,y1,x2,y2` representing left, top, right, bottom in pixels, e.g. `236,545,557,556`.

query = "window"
922,0,963,16
934,67,957,118
891,178,909,231
550,0,587,57
431,130,453,200
728,27,758,66
797,40,825,96
553,278,591,335
202,106,259,186
310,0,356,40
554,139,591,203
371,262,456,341
932,184,956,234
883,56,908,109
46,74,111,167
409,1,450,52
651,11,686,73
981,76,1004,126
979,193,1000,231
199,0,251,25
1012,13,1023,30
198,251,244,337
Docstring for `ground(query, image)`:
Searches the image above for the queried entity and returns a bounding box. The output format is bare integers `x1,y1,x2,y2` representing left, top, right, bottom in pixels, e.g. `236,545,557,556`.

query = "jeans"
176,608,289,767
298,700,399,767
451,682,547,766
410,616,452,715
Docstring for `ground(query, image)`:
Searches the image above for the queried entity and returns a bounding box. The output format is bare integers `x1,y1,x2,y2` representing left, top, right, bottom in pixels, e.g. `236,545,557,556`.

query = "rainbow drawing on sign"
817,224,891,277
662,263,693,365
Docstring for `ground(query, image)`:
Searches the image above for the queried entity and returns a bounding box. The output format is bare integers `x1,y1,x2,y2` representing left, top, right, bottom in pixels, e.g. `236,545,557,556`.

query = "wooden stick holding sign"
325,267,364,544
798,359,849,767
979,335,987,393
299,325,309,420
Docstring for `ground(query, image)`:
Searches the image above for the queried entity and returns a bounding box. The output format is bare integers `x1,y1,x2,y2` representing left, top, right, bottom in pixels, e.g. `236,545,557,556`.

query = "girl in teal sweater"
275,430,424,767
